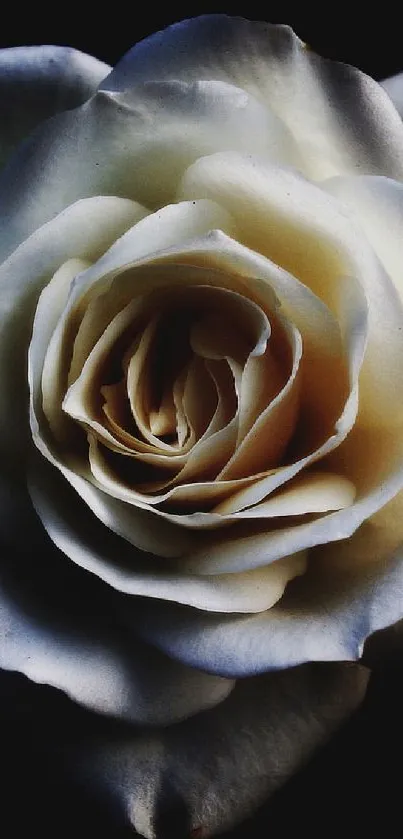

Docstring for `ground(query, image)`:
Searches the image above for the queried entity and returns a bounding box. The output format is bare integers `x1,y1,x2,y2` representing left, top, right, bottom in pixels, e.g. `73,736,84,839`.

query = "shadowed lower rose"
1,15,403,837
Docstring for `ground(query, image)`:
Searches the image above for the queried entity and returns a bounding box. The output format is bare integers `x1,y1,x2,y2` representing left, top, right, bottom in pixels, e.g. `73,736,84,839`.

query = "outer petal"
77,662,368,838
0,196,148,569
0,522,233,724
180,152,403,428
104,14,403,182
0,78,281,261
381,72,403,118
323,175,403,302
28,454,305,613
124,501,403,677
0,46,110,168
0,195,147,473
3,17,403,261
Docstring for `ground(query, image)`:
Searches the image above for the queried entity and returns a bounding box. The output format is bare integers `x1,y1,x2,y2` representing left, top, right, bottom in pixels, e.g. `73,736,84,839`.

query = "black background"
1,5,403,837
0,4,402,80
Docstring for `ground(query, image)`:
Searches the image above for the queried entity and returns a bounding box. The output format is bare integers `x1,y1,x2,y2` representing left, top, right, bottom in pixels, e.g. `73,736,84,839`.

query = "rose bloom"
1,14,403,836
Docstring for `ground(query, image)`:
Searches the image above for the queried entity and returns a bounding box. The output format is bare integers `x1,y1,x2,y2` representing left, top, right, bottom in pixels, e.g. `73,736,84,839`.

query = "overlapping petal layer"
0,505,234,722
0,46,110,169
26,192,360,546
2,17,403,262
1,14,403,746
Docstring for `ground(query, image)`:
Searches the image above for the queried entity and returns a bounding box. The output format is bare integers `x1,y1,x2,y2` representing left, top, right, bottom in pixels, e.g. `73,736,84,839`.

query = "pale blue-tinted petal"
122,541,403,677
0,513,233,723
0,195,147,478
77,661,368,838
381,72,403,118
0,46,109,168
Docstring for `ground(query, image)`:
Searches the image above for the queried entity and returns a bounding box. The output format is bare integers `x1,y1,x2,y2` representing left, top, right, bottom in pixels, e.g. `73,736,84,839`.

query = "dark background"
1,5,402,837
0,4,402,80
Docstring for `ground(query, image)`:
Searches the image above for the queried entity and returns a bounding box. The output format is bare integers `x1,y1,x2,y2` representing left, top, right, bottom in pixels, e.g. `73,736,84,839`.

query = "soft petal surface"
0,46,109,168
77,662,368,838
104,15,403,182
0,521,233,723
323,175,403,302
0,20,401,778
0,195,147,475
0,79,275,261
180,151,403,428
26,204,403,584
382,72,403,118
2,16,403,261
28,454,305,613
0,196,149,570
125,494,403,675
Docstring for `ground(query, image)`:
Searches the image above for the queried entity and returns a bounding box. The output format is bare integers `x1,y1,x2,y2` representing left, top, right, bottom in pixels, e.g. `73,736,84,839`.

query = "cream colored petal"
28,450,305,613
316,487,403,578
3,195,147,477
41,258,91,441
105,16,403,182
180,152,403,429
148,385,177,437
323,175,403,304
66,280,251,466
5,15,403,259
102,378,188,470
182,431,403,574
218,323,302,480
62,226,366,525
62,296,148,453
173,365,190,447
236,331,286,443
216,471,356,518
99,361,239,493
0,70,290,262
162,360,240,487
179,356,216,445
86,434,257,518
125,314,168,447
31,325,195,561
63,200,237,358
30,419,194,557
138,235,356,466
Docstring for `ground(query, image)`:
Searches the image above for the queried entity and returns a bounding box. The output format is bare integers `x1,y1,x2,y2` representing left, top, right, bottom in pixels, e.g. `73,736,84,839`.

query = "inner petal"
218,321,302,480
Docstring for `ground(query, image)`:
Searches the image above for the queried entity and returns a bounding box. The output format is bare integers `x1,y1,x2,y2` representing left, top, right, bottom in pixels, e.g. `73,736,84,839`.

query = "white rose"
1,15,403,837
